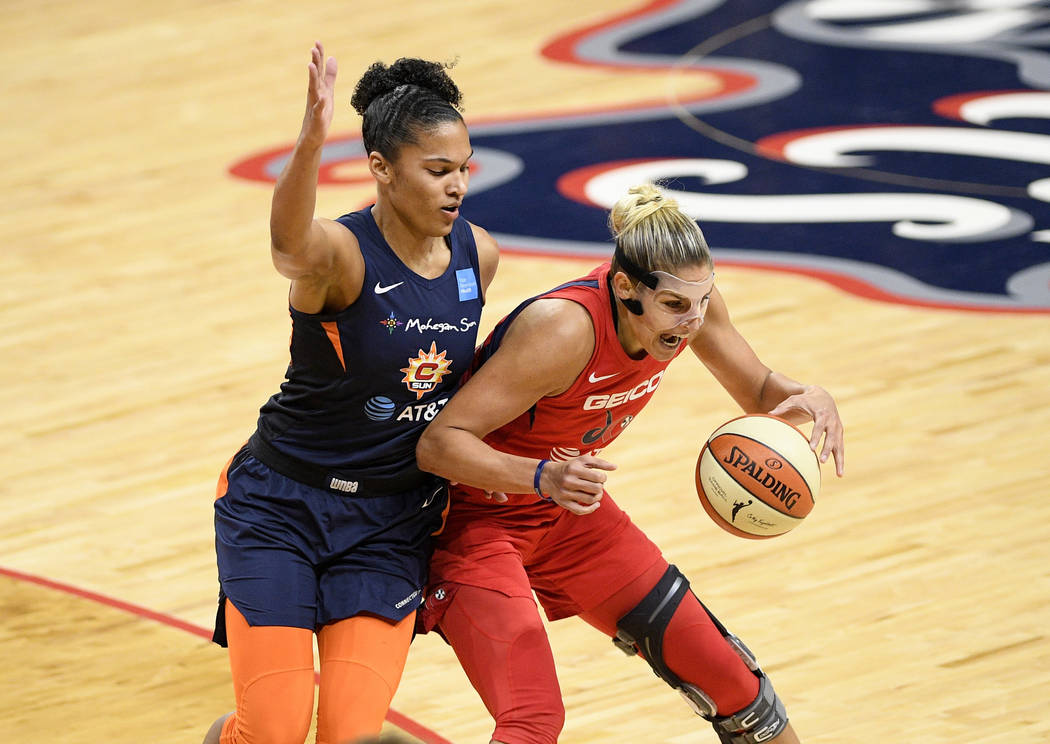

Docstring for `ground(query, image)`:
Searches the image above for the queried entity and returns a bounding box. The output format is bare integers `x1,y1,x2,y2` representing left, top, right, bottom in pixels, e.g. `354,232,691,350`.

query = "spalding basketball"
696,414,820,539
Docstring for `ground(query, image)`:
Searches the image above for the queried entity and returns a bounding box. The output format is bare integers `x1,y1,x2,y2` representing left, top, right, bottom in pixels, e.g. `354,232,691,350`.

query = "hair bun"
628,183,664,206
351,58,462,116
609,183,678,235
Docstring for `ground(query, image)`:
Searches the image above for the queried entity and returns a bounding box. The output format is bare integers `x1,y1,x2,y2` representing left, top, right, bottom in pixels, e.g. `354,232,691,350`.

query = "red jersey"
456,262,687,505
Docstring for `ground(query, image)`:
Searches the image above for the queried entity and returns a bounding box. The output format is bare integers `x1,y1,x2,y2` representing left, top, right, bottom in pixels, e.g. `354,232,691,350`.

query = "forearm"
269,141,323,255
417,426,541,495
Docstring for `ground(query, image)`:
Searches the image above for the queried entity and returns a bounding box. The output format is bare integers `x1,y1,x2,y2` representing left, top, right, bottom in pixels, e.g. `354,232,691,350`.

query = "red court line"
0,565,455,744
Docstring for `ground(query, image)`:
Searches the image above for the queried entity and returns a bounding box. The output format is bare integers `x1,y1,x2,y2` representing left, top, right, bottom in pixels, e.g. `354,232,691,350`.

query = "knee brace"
613,564,788,743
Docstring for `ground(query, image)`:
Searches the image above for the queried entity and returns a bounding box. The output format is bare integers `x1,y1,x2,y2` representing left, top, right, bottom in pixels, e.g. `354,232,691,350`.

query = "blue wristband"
534,459,551,501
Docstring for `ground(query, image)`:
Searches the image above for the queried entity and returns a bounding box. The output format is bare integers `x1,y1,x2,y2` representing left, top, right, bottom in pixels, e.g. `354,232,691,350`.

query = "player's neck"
370,204,449,278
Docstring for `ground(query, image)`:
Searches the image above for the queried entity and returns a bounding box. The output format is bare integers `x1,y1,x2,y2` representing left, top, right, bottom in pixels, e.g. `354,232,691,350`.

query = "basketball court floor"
2,1,1048,742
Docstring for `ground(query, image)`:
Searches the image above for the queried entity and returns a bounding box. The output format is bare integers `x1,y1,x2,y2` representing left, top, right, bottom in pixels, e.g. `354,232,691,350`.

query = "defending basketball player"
202,42,499,744
415,183,843,744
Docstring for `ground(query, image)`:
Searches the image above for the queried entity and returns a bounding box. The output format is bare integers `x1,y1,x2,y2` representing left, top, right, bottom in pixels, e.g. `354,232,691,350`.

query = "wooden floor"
2,1,1048,743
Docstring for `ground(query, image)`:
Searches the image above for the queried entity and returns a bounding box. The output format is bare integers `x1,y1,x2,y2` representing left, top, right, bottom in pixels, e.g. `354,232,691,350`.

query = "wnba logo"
328,477,359,493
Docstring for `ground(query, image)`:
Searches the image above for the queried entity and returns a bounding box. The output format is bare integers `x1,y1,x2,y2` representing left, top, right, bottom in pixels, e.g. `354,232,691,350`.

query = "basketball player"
202,42,499,744
415,184,844,744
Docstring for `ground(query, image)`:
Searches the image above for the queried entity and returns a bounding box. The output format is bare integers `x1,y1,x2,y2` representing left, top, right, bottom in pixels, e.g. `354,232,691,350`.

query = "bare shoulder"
501,297,595,394
514,296,594,335
319,217,365,289
316,216,362,263
285,217,366,313
468,221,500,291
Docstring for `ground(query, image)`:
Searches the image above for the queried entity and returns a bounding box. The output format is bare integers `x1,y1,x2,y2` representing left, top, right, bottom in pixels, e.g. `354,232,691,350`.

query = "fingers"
768,391,806,419
581,456,617,472
810,414,845,477
543,457,611,515
767,401,792,419
767,388,845,478
309,42,322,85
307,42,336,93
822,425,845,477
561,461,611,497
560,499,602,516
814,433,845,477
808,422,824,453
553,485,603,515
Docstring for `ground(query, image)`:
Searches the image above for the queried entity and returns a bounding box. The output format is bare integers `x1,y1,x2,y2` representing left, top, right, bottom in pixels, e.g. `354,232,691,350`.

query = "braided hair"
350,57,464,160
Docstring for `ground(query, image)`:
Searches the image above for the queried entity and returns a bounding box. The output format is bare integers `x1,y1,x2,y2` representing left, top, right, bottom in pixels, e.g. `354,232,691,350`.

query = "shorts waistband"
248,432,432,496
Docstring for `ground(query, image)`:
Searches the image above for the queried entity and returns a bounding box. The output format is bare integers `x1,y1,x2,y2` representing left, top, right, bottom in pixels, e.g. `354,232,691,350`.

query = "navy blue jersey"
254,207,484,488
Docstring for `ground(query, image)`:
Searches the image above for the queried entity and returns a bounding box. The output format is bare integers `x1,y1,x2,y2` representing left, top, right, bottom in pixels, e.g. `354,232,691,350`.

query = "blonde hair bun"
609,183,681,236
608,183,711,275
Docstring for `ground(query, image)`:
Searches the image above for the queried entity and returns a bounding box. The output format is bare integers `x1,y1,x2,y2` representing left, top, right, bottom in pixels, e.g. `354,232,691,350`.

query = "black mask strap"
613,243,651,315
613,243,659,290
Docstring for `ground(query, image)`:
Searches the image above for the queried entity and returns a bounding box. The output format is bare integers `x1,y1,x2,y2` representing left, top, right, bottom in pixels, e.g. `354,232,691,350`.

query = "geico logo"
582,371,664,410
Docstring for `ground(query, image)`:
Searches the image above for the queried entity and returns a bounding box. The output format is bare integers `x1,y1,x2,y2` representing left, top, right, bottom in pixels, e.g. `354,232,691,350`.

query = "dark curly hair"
350,57,464,159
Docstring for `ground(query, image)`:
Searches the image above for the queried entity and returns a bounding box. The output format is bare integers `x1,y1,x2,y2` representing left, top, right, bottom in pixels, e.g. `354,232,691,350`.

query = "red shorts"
423,488,663,628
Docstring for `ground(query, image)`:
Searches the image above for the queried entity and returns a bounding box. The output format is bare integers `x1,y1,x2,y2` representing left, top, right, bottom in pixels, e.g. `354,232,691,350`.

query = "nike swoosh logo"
422,486,442,509
588,371,620,383
374,281,404,294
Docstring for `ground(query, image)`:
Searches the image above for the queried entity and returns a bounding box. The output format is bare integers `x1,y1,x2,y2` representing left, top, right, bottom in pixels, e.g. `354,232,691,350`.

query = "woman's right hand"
300,41,337,150
541,456,616,516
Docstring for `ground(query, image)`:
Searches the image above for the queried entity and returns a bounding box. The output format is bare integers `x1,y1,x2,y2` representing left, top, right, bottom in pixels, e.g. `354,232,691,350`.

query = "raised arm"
416,299,615,514
270,42,364,314
690,286,845,475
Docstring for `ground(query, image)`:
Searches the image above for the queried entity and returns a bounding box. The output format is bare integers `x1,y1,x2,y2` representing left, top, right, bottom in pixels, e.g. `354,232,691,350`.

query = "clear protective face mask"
633,269,715,331
614,244,715,332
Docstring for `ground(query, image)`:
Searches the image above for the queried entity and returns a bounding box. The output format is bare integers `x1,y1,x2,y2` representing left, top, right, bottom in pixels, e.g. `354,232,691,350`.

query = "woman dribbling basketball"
415,183,843,744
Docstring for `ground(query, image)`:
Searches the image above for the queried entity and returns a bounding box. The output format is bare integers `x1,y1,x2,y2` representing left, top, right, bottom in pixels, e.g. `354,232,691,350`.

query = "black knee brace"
613,564,788,743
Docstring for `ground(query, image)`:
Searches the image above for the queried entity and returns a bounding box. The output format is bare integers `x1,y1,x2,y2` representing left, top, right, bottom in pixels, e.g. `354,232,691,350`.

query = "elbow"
269,215,310,261
269,232,293,264
270,231,300,263
269,213,292,253
415,429,441,476
269,242,301,280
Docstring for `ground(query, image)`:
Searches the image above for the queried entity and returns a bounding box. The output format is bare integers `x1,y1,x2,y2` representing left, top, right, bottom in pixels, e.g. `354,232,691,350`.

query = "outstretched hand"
768,385,845,476
540,456,617,515
300,41,338,150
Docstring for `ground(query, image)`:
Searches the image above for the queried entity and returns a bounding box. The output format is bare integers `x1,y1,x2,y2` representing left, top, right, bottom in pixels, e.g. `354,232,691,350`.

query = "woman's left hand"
768,385,845,476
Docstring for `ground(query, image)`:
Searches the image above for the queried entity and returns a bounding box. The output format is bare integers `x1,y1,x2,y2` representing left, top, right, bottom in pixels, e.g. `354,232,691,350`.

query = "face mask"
614,244,714,331
632,269,715,330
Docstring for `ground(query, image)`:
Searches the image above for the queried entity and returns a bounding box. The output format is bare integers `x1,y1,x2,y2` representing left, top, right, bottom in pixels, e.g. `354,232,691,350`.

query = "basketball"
695,414,821,539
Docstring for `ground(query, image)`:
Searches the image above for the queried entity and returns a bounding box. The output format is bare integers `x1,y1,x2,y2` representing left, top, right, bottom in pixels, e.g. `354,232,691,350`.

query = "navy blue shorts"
212,446,448,646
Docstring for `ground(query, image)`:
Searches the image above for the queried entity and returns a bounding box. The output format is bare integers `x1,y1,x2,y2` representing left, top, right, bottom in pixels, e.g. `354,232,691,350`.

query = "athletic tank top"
253,207,484,489
457,263,686,505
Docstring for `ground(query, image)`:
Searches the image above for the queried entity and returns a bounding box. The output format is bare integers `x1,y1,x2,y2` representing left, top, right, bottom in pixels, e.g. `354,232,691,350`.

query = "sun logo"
401,341,452,400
